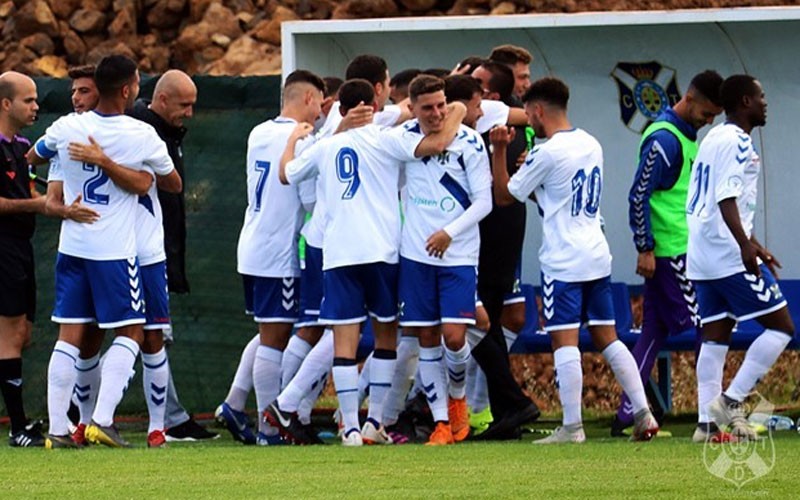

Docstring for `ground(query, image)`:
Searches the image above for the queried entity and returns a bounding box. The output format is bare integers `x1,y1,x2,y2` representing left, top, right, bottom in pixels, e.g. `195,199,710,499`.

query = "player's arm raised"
414,101,466,157
68,136,153,196
279,122,315,185
489,125,517,206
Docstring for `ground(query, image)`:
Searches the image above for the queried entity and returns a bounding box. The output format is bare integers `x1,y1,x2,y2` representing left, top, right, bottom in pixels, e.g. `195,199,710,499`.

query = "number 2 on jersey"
82,163,110,205
570,166,601,217
336,147,360,199
253,160,270,212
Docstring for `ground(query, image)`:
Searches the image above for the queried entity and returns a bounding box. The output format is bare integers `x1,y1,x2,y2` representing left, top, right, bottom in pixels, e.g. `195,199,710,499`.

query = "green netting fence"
23,76,282,417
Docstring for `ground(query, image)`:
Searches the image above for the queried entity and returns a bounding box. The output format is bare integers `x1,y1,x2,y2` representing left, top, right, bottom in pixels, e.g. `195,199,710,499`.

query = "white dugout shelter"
282,8,800,285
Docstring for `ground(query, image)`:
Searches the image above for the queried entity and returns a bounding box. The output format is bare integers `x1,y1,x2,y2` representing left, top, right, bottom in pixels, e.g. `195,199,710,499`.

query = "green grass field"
1,418,797,499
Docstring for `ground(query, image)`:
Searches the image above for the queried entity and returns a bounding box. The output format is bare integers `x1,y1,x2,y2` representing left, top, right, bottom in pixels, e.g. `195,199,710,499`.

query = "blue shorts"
241,274,299,323
541,273,615,332
503,262,525,306
142,261,170,330
695,265,787,326
297,245,323,328
319,262,398,324
52,253,146,329
398,257,476,326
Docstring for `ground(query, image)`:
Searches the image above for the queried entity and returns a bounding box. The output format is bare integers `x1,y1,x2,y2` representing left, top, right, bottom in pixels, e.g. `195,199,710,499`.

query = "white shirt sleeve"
476,100,510,134
382,126,423,162
286,141,321,185
443,187,492,238
375,105,402,128
508,146,549,202
713,139,748,203
47,156,63,182
144,131,175,176
35,120,62,159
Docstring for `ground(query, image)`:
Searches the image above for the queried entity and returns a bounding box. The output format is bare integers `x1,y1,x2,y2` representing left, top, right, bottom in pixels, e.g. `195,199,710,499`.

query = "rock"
69,8,106,33
62,29,87,63
20,32,54,56
242,52,281,75
34,54,67,77
237,11,255,26
203,34,271,75
47,0,80,20
141,45,171,73
250,6,298,45
211,33,231,46
83,0,113,11
167,0,187,11
224,0,255,13
86,40,138,65
0,1,15,19
108,7,136,38
174,22,212,55
199,44,225,63
1,45,37,74
490,1,517,14
147,0,184,29
203,2,242,39
398,0,437,11
13,0,59,38
332,0,399,19
189,0,215,21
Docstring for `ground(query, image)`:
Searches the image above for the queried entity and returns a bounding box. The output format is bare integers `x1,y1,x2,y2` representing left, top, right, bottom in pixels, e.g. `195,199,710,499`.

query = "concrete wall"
283,8,800,283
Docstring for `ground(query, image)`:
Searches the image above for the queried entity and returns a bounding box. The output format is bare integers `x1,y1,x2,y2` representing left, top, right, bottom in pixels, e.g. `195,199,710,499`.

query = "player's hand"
741,241,761,277
635,251,656,279
425,229,452,259
339,102,373,131
450,62,472,76
64,194,100,223
68,136,108,167
475,304,490,332
290,122,315,141
755,246,781,278
489,126,515,147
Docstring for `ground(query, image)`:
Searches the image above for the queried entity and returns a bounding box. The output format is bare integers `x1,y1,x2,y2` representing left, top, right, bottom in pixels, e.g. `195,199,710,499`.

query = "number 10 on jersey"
571,166,601,217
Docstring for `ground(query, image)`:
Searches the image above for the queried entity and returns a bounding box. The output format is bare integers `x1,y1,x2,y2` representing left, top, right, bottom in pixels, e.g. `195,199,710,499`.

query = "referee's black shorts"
0,236,36,321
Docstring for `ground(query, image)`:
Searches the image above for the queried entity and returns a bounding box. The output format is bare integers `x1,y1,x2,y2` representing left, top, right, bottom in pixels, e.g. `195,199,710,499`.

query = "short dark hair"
345,54,388,86
68,64,96,80
720,74,759,115
522,77,569,109
323,76,343,98
479,61,514,102
489,45,533,66
284,69,326,93
444,75,482,103
457,56,488,75
338,78,375,113
390,68,422,89
408,74,445,102
689,70,723,107
94,55,137,98
420,68,450,79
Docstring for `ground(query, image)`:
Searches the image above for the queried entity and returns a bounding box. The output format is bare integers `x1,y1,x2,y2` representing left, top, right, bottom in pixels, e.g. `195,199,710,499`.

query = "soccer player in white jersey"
391,74,491,445
491,77,659,443
31,55,180,448
687,75,794,442
276,79,465,446
232,70,325,446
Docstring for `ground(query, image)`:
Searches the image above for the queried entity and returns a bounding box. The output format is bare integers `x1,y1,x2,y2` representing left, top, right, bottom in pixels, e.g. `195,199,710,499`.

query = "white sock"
418,346,448,422
383,336,419,426
47,341,80,436
602,340,648,414
281,335,312,390
467,359,490,413
367,350,396,425
726,329,791,402
358,354,372,407
502,326,519,352
697,342,729,423
554,346,583,427
253,345,282,435
278,329,333,413
444,343,470,399
297,372,327,425
92,336,139,427
225,334,259,411
142,348,169,433
332,363,360,433
74,354,101,425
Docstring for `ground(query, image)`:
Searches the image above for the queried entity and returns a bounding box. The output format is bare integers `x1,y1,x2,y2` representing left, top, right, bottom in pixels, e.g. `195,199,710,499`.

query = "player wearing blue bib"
687,75,794,441
491,77,659,443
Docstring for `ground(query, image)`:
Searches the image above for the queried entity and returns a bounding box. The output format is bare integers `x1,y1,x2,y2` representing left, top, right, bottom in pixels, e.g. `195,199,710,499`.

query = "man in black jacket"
129,70,217,441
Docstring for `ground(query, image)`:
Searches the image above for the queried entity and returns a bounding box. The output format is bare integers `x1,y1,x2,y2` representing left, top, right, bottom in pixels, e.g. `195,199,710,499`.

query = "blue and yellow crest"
611,61,680,133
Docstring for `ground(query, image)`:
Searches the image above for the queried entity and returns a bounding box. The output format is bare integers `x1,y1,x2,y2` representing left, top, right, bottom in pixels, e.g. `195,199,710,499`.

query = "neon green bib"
639,121,697,257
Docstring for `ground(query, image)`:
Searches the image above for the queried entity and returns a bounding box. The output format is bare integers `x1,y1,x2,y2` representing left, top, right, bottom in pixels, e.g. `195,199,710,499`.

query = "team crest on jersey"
611,61,680,133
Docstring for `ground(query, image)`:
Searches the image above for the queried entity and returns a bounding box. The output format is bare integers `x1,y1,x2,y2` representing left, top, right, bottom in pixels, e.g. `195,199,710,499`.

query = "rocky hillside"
1,0,798,77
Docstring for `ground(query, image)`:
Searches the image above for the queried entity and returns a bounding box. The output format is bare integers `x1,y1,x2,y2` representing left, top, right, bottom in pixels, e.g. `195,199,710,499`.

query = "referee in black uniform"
0,72,46,447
